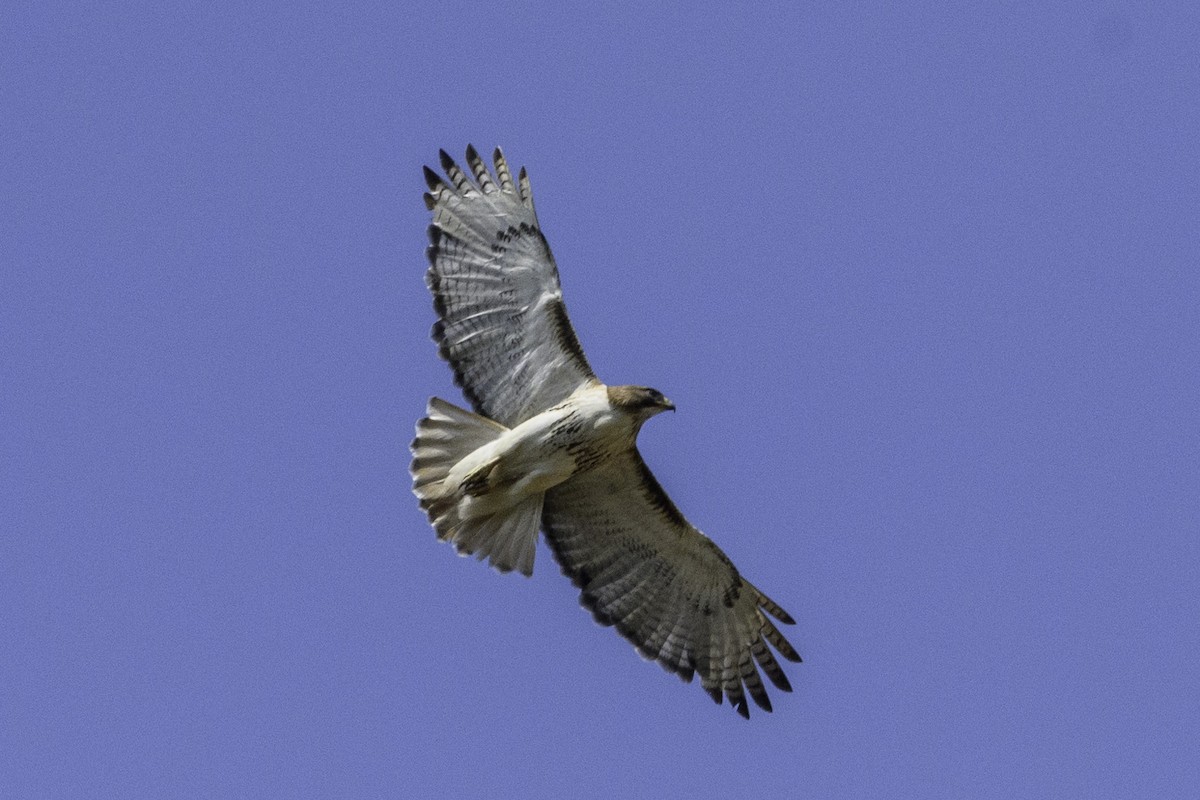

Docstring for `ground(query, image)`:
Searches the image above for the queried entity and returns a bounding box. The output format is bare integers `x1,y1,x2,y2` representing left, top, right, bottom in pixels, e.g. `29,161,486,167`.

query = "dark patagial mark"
547,297,591,372
631,455,688,529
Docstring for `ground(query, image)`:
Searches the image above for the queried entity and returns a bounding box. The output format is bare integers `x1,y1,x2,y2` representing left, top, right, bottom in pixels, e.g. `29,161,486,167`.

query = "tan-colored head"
607,385,675,418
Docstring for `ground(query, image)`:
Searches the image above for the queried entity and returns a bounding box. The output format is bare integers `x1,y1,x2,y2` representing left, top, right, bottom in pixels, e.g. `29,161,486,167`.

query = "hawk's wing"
424,147,598,427
542,449,801,718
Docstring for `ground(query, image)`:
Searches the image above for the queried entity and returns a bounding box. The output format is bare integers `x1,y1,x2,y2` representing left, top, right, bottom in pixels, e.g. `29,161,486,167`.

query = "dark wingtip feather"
735,697,750,719
752,640,794,692
744,662,773,713
423,165,443,192
780,643,802,663
764,620,802,663
756,591,796,625
464,144,496,191
778,646,802,664
492,148,515,193
438,148,455,173
769,664,794,693
706,686,723,705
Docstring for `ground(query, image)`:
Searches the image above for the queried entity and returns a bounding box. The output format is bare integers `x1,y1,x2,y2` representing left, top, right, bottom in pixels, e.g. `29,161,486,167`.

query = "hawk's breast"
500,385,633,492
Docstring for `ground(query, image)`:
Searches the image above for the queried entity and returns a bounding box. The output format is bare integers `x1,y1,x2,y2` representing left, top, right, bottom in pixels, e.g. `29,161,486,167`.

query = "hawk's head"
607,385,675,418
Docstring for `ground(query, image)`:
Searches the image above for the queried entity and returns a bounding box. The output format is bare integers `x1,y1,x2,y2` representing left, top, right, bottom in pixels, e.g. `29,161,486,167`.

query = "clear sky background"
4,2,1198,797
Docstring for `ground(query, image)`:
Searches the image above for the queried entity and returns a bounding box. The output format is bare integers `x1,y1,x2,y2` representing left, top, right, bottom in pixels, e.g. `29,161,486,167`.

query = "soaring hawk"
411,147,801,718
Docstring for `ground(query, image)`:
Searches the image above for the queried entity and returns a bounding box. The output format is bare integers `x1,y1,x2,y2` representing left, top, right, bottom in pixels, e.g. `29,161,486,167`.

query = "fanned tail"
410,397,542,576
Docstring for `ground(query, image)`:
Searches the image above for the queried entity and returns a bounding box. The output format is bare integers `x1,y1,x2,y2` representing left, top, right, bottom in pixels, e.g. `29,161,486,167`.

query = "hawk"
411,147,801,718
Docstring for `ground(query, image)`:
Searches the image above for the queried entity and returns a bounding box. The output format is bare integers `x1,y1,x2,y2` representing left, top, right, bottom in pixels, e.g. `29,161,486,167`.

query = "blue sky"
4,2,1198,796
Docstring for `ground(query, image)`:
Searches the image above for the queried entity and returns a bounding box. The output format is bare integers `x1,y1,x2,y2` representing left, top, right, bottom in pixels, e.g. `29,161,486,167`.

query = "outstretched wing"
424,146,598,427
541,450,801,718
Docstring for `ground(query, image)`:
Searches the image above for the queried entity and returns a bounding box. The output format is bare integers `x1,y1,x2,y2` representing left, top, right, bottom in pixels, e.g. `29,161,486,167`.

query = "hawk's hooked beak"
662,397,676,412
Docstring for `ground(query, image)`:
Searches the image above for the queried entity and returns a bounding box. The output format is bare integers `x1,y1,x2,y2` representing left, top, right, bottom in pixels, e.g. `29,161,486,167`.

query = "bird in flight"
411,147,800,718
